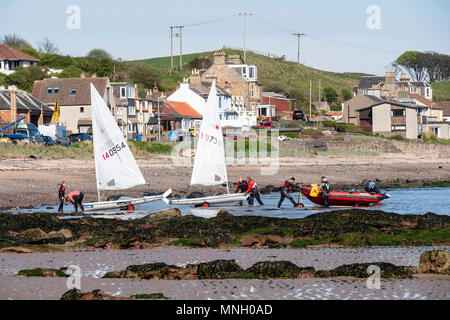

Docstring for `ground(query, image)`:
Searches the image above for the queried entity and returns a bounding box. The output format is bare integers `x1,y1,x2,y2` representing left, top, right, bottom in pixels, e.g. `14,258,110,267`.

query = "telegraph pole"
309,80,312,120
170,26,174,74
179,26,184,70
318,79,321,102
239,13,252,64
292,33,306,65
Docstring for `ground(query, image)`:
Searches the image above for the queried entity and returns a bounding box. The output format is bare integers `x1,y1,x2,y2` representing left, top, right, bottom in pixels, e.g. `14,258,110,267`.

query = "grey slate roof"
0,88,53,113
358,76,385,89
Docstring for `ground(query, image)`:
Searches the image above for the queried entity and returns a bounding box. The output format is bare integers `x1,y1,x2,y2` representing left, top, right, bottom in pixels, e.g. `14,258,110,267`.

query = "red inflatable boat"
300,186,386,207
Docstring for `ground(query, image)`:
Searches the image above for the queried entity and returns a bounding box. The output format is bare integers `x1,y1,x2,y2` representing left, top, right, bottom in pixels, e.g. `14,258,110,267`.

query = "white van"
38,124,71,146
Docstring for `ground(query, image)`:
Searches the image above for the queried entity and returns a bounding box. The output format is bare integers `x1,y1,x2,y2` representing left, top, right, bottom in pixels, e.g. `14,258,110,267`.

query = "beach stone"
144,208,181,221
58,229,73,240
60,289,132,300
316,262,412,279
47,232,66,244
416,250,450,274
259,185,275,194
18,268,68,277
241,234,284,247
18,228,48,244
196,259,243,279
246,261,306,278
60,288,82,300
0,246,32,253
123,262,194,280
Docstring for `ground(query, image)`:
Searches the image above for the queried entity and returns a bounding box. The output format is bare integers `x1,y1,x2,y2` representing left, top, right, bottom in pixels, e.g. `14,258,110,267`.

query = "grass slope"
431,81,450,102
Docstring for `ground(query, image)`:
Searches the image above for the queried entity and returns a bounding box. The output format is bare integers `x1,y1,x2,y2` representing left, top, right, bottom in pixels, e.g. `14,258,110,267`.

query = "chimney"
399,73,410,82
227,54,241,65
92,73,97,78
213,51,226,65
81,72,86,78
189,69,201,86
10,85,17,123
385,72,396,85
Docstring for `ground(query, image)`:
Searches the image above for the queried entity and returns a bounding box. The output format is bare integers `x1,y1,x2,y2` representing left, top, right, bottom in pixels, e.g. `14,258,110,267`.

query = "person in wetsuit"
235,177,249,206
246,177,264,206
363,180,390,198
66,191,84,212
320,176,331,207
57,181,66,213
278,177,298,208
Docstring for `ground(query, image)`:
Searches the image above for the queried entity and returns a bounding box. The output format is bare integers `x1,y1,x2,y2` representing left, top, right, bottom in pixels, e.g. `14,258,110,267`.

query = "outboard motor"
364,180,390,198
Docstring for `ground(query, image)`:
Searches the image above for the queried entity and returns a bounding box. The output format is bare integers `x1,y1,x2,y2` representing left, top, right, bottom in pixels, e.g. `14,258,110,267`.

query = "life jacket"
282,180,292,191
310,184,320,197
58,184,66,196
246,180,258,193
236,180,249,192
68,191,81,203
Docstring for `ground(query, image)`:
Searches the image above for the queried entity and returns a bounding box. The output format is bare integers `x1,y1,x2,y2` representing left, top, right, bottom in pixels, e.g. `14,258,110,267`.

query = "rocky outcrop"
17,228,73,245
241,234,285,247
316,262,412,279
246,261,315,279
60,289,168,300
415,250,450,275
18,268,69,277
196,260,243,279
144,208,181,222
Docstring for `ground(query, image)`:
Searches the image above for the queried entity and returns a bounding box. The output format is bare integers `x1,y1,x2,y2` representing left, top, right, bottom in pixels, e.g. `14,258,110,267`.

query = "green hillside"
431,81,450,102
130,49,371,105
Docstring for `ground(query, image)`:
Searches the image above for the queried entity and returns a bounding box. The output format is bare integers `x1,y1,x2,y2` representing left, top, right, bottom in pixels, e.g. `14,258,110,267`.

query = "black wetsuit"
236,180,249,206
320,182,331,207
69,192,84,212
58,184,65,213
278,180,298,208
247,180,264,206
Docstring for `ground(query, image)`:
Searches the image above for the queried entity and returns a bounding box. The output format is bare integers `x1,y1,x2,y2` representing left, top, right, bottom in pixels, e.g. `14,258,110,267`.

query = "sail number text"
101,142,127,160
200,132,218,144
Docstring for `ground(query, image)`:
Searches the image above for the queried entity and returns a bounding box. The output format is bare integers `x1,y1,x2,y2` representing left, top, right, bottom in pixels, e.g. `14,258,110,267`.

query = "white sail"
190,81,228,186
90,83,146,191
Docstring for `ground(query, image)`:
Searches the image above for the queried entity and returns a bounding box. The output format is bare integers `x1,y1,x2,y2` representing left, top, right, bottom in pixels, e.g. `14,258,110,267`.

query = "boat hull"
166,193,249,206
300,186,384,206
84,189,172,211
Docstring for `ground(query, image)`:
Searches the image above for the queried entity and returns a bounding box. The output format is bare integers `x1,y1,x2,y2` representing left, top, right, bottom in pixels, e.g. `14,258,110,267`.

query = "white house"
0,44,40,75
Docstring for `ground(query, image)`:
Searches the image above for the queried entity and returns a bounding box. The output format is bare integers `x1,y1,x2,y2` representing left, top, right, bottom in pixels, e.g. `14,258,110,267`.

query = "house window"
47,87,53,94
426,88,430,96
120,87,126,98
80,107,84,113
391,125,406,131
251,85,254,97
128,106,135,115
391,109,405,117
53,87,59,94
249,67,254,79
70,88,77,95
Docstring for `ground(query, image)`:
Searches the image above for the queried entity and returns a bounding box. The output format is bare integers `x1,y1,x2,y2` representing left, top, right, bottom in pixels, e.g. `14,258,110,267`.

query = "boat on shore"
300,185,386,207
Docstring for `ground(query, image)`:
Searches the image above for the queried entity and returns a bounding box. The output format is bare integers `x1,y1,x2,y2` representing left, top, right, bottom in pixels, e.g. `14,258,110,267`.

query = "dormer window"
46,87,60,94
70,88,77,95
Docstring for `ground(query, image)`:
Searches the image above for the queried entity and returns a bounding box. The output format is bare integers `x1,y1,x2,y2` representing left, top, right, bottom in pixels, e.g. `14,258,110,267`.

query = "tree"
323,87,338,104
187,57,212,70
341,88,353,101
39,54,74,69
395,51,427,82
1,33,33,50
4,65,45,92
128,63,161,89
56,65,83,78
38,37,60,54
86,48,112,59
393,51,450,83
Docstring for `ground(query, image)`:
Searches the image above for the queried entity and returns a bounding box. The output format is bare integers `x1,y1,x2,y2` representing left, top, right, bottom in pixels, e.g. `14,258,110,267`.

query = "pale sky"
1,0,449,75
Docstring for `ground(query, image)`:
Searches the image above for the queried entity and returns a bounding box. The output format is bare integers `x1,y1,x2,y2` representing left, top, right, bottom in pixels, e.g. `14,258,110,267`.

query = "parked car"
223,133,249,141
69,133,93,143
38,124,70,146
293,110,307,121
14,123,44,144
42,135,56,146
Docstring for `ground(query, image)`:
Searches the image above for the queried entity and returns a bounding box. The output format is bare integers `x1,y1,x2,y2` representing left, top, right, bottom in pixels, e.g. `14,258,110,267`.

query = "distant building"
354,72,433,100
0,44,40,75
32,76,115,134
0,85,53,126
262,92,296,119
435,101,450,123
356,100,429,139
343,94,383,125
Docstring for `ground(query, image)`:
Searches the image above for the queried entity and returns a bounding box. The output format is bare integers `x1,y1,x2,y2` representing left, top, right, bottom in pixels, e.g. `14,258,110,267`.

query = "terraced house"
32,76,115,134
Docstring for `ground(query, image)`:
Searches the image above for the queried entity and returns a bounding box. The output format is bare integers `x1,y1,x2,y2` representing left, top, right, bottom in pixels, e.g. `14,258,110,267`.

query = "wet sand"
0,247,449,300
1,154,449,208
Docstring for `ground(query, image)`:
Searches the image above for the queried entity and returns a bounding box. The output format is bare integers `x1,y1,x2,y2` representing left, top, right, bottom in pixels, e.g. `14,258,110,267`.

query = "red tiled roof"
0,44,40,62
166,101,202,118
409,94,441,109
435,101,450,116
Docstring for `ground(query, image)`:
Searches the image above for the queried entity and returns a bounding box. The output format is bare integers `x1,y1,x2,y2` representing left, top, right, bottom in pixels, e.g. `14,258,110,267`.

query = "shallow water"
11,187,450,219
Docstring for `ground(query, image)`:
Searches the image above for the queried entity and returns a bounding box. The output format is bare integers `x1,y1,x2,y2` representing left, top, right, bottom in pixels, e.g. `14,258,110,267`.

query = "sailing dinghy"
83,84,171,211
165,82,248,207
